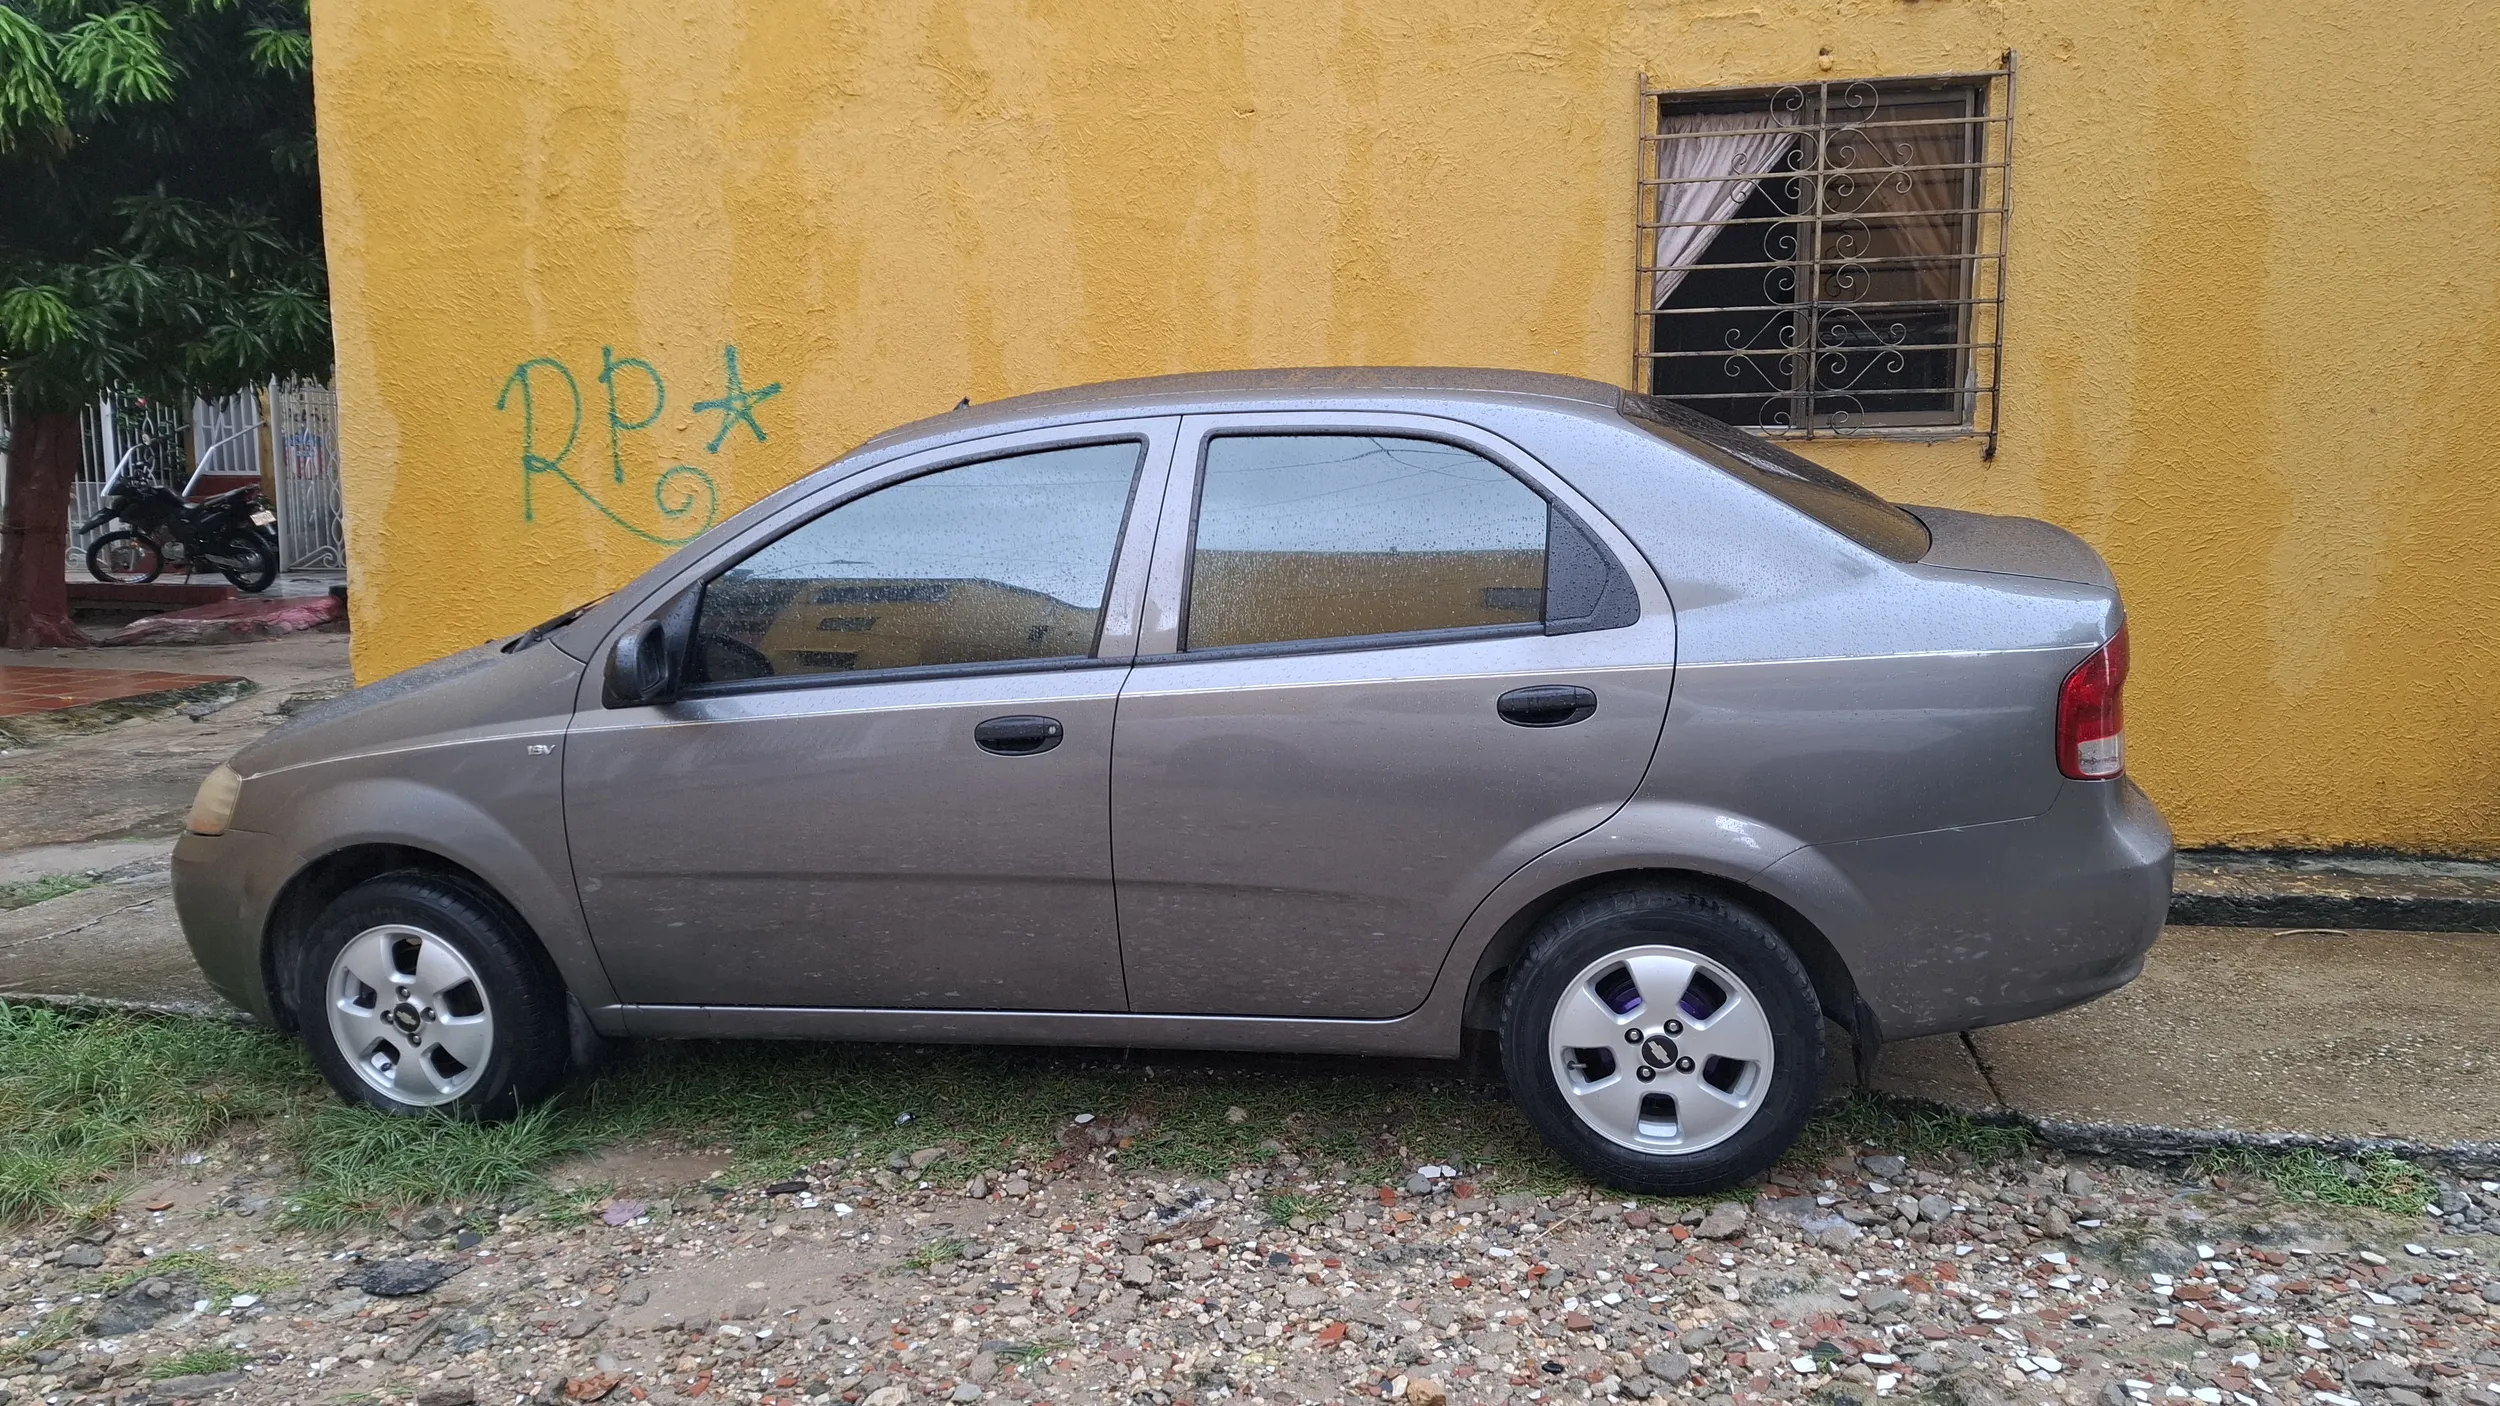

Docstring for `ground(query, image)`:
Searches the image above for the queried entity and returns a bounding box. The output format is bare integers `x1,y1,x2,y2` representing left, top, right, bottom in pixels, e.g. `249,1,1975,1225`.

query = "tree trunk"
0,409,90,649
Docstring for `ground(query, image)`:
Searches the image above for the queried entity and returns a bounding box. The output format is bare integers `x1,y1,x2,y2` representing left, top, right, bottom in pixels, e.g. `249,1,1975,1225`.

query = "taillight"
2057,627,2128,780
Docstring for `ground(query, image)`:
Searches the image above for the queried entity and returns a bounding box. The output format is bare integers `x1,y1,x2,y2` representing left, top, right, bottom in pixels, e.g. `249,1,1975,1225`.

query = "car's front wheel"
1500,885,1823,1194
299,874,571,1118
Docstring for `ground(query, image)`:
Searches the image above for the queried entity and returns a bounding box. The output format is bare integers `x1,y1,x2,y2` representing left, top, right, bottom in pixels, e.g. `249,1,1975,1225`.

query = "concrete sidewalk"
1862,924,2500,1167
0,857,226,1016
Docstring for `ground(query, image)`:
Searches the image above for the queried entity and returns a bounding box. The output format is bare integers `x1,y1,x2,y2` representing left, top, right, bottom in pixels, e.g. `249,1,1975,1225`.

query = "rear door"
1109,411,1676,1018
565,421,1175,1011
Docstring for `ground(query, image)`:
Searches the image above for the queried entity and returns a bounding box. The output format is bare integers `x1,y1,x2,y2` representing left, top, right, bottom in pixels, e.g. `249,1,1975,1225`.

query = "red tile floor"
0,665,244,719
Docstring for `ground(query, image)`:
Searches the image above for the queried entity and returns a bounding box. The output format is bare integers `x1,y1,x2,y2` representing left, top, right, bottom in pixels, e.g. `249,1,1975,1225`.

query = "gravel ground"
4,1129,2496,1406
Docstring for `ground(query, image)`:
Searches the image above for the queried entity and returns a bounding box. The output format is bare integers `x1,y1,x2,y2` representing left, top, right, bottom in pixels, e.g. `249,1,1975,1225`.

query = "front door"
566,425,1173,1010
1111,416,1676,1019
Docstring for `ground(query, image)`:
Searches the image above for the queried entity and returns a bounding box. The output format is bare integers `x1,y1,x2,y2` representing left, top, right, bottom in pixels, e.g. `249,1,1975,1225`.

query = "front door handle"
974,714,1065,756
1497,685,1597,728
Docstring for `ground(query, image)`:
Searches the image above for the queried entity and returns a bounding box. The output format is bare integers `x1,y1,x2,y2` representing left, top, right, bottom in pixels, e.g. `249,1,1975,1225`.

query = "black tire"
208,531,279,592
1499,884,1823,1195
85,530,164,584
297,873,573,1119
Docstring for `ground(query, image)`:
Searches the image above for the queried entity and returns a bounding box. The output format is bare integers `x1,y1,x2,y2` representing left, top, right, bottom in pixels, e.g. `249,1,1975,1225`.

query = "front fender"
249,765,618,1023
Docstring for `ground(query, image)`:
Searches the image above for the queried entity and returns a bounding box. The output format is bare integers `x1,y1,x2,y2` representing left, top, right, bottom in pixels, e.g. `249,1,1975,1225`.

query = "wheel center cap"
1641,1034,1678,1068
388,1002,423,1036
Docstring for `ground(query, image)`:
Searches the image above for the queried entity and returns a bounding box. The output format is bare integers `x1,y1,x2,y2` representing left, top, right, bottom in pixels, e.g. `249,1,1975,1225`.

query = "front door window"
693,441,1143,685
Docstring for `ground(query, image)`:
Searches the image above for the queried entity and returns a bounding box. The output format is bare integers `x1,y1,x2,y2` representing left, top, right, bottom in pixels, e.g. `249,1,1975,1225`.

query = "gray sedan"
172,369,2171,1192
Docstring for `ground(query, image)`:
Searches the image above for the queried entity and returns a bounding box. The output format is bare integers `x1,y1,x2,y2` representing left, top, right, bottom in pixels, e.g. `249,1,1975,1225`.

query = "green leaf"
0,4,67,143
54,5,174,107
243,24,307,76
114,190,212,256
252,280,321,333
261,125,315,178
87,252,166,316
0,283,83,351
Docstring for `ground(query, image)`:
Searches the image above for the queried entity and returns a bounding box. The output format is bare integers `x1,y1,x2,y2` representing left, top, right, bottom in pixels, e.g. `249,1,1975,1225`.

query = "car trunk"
1901,505,2117,591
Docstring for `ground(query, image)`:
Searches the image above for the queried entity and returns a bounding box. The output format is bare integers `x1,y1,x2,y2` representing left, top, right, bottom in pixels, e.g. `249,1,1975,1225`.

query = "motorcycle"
81,470,282,593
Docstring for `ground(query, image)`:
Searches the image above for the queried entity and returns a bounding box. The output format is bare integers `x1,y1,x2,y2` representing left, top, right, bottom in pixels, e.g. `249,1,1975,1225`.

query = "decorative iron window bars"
1636,58,2015,454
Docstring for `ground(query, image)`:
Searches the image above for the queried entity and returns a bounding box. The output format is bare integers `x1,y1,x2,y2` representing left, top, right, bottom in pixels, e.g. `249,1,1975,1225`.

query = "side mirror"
603,619,677,708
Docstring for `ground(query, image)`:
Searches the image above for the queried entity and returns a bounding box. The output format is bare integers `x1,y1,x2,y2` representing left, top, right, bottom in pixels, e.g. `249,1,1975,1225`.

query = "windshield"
1617,393,1932,563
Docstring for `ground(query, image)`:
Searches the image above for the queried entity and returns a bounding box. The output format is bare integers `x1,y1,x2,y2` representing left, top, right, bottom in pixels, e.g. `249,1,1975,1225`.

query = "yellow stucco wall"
310,0,2500,854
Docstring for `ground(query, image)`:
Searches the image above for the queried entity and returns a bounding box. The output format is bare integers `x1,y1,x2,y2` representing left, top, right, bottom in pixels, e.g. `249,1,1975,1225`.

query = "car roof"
852,366,1625,458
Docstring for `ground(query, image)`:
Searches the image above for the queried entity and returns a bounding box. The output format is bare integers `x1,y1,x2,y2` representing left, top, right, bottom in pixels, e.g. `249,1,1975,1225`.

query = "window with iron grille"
1637,61,2014,451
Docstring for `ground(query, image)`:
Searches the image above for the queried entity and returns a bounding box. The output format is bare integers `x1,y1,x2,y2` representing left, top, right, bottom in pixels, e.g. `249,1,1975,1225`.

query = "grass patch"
0,1304,78,1367
558,1042,1575,1193
2194,1147,2436,1215
0,1000,2079,1236
530,1181,616,1230
281,1103,596,1229
994,1340,1068,1364
0,1003,306,1224
1264,1192,1329,1224
0,873,96,911
1796,1091,2035,1166
1,1003,1583,1230
148,1345,248,1378
898,1236,969,1272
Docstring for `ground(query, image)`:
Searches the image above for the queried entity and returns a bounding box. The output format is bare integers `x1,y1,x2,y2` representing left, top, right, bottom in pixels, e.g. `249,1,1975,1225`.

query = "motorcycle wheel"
86,531,165,585
212,532,281,593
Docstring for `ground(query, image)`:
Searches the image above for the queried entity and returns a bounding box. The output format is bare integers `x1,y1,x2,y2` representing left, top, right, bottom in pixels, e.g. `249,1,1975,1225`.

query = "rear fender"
1419,800,1834,1050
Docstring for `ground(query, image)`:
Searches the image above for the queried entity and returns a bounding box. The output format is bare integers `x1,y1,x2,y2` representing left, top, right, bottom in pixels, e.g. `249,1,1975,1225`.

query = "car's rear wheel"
299,874,570,1118
1500,885,1822,1194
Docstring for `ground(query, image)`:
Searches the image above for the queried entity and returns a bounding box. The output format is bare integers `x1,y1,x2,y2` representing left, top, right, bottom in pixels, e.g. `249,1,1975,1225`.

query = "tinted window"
1186,435,1548,651
693,442,1143,684
1617,393,1932,562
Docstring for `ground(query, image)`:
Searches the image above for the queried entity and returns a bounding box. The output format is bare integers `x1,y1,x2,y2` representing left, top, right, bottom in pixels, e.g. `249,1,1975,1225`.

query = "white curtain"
1652,111,1797,309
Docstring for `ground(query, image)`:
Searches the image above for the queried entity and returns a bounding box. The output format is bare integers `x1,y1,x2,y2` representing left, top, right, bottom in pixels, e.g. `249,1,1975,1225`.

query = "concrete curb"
0,988,248,1021
2170,850,2500,934
0,677,254,746
1863,1089,2500,1178
2168,892,2500,934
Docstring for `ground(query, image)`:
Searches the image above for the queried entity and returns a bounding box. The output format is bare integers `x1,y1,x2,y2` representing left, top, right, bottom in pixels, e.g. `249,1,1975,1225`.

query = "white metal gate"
56,382,345,571
266,381,345,570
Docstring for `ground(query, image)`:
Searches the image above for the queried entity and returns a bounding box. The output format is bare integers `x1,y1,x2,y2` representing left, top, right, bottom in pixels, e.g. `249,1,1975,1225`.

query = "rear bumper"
171,828,291,1025
1762,777,2174,1042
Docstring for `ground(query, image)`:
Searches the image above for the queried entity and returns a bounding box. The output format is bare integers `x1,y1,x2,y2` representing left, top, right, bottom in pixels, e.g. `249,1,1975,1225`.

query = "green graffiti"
599,346,664,486
496,350,723,546
692,344,782,452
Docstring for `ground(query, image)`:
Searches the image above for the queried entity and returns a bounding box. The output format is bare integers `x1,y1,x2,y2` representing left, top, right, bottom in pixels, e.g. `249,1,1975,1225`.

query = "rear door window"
1184,434,1550,651
1618,392,1932,562
692,441,1144,684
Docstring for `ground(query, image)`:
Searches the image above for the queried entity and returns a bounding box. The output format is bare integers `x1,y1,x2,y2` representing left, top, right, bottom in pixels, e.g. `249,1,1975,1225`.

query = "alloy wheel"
1545,944,1776,1154
326,923,496,1106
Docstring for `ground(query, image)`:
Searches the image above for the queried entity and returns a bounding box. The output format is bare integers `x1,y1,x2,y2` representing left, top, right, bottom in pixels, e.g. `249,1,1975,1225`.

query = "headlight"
187,764,243,835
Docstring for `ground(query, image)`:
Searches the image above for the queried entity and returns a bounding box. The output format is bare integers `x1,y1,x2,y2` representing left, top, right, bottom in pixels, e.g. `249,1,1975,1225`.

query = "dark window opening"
1639,69,2012,445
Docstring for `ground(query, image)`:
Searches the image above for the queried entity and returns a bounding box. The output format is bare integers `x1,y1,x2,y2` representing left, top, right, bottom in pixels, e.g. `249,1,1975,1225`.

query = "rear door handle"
974,714,1065,756
1497,685,1597,728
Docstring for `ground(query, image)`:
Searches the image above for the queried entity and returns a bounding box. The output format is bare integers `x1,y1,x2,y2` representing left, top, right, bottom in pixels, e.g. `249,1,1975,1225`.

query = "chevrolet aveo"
173,369,2172,1193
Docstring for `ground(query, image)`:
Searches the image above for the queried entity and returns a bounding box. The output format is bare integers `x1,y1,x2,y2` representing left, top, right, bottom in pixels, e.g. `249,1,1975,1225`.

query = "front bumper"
171,828,293,1025
1764,777,2175,1042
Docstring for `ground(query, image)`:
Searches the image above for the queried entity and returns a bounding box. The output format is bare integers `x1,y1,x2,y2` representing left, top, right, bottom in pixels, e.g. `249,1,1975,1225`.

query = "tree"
0,0,326,647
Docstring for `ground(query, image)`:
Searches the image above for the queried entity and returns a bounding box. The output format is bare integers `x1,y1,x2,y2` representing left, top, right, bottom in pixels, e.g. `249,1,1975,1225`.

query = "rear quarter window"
1617,393,1932,563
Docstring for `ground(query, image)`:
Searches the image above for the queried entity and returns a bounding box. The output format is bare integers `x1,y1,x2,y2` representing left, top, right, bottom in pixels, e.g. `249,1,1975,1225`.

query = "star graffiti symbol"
692,345,783,452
